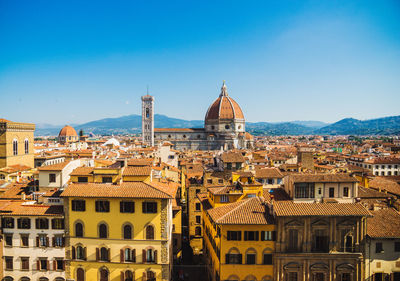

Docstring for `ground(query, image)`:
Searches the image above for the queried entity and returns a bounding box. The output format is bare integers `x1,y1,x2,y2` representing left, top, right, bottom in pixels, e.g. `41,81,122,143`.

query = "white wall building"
38,159,82,190
1,201,66,281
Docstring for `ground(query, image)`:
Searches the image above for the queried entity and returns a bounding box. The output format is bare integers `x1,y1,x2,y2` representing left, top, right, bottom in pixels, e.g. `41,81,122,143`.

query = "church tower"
141,94,154,146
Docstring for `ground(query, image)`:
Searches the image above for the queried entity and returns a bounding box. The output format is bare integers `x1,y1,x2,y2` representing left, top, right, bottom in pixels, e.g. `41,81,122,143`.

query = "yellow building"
61,182,173,281
202,196,276,281
0,119,35,168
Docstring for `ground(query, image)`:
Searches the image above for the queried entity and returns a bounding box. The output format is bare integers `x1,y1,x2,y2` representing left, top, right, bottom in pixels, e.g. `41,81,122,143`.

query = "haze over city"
1,0,400,125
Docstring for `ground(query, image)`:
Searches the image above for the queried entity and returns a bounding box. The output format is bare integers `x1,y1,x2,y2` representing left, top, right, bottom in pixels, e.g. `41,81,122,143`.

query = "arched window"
100,267,109,281
123,224,132,239
39,278,49,281
55,278,65,281
100,247,109,261
123,248,135,262
76,245,85,260
75,222,84,237
124,270,134,281
146,225,154,240
195,226,202,236
3,277,13,281
245,248,257,265
99,223,108,239
76,268,85,281
13,139,18,155
244,275,257,281
147,271,156,281
24,139,29,154
20,278,30,281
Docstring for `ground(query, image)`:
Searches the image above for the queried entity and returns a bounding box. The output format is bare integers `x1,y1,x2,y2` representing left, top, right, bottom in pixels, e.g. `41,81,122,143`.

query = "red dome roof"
205,82,244,121
59,125,78,137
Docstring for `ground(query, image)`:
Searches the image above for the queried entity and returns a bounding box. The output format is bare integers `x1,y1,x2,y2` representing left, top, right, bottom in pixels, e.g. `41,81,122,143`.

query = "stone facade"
142,94,155,147
0,119,35,168
275,216,367,281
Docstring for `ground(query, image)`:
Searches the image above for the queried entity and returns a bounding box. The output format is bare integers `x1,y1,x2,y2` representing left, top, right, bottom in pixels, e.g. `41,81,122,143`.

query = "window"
244,231,259,241
196,216,201,224
267,178,274,184
313,229,329,252
38,235,49,247
395,241,400,252
75,222,84,237
123,224,132,239
261,231,276,241
54,235,64,247
376,242,383,253
5,257,13,270
195,226,202,236
294,183,315,198
225,125,230,129
25,139,29,154
99,223,108,238
218,179,223,184
120,201,135,213
341,273,351,281
36,218,49,229
146,108,149,118
263,254,272,265
246,253,256,264
142,202,157,213
49,173,56,183
124,248,135,262
195,203,201,211
288,272,298,281
39,258,48,270
196,189,201,194
288,229,299,251
77,268,85,281
100,247,109,261
96,200,110,212
78,177,88,183
72,200,85,211
21,234,29,247
220,195,229,203
102,176,112,183
226,253,242,264
17,218,31,229
55,259,64,270
343,187,349,197
329,187,335,198
146,225,154,240
5,234,13,246
52,218,64,229
207,179,212,184
13,139,18,155
2,217,14,228
75,245,86,260
227,231,241,241
21,257,29,270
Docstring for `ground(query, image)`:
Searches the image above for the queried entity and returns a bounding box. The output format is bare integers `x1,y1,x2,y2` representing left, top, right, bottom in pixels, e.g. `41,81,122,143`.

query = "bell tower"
141,94,154,146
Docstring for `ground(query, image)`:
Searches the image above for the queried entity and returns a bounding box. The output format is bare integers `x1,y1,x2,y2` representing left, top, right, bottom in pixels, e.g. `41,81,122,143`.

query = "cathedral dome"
58,125,78,137
205,81,244,121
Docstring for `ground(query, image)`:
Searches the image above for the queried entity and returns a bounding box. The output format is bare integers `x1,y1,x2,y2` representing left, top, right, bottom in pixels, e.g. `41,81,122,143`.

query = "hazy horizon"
1,0,399,124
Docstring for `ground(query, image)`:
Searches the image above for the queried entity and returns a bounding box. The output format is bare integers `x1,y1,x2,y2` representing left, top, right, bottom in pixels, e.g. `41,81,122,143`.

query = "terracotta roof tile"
274,201,371,217
367,208,400,238
255,168,283,178
38,161,70,171
207,197,273,225
123,166,152,176
221,152,245,163
61,182,172,199
0,201,63,216
70,167,94,176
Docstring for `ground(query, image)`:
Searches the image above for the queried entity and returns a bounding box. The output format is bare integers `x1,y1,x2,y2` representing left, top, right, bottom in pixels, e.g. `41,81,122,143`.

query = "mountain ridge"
33,114,400,136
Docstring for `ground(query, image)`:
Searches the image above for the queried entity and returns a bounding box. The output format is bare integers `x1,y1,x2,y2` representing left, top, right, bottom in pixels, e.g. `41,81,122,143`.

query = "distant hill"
315,116,400,135
34,114,400,136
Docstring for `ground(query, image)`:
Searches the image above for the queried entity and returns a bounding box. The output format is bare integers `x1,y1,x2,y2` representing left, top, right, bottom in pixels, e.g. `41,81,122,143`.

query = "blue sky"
0,0,399,125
